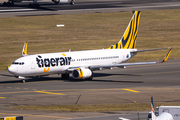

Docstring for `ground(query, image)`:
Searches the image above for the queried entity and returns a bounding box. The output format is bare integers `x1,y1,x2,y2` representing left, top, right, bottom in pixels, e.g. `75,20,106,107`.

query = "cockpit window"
12,62,25,65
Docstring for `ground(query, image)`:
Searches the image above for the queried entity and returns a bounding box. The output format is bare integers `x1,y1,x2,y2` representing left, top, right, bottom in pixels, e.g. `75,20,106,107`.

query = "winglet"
161,48,172,62
22,41,28,56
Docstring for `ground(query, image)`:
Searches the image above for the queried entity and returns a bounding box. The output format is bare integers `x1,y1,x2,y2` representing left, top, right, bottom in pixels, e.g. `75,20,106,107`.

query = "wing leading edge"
89,48,172,70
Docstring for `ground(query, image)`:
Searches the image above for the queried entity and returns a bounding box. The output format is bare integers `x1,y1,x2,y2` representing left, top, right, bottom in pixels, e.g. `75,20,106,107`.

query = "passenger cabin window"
12,62,24,65
76,56,119,62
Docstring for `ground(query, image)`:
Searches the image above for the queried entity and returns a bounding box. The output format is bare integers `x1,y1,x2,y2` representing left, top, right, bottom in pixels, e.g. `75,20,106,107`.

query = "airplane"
8,11,172,83
3,0,74,7
119,97,174,120
149,97,174,120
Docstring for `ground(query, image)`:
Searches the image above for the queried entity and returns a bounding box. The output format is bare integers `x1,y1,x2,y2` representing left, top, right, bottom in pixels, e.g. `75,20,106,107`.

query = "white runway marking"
0,9,36,12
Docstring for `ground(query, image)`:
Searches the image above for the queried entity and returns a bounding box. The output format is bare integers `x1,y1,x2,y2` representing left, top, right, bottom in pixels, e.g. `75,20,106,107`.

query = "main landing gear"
61,73,69,80
21,79,25,83
29,0,40,8
29,3,40,8
3,0,14,6
70,0,74,5
17,76,26,83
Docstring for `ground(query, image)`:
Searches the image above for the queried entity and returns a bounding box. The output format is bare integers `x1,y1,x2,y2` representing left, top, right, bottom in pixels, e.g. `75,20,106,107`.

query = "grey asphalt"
0,0,180,17
0,0,180,119
0,59,179,120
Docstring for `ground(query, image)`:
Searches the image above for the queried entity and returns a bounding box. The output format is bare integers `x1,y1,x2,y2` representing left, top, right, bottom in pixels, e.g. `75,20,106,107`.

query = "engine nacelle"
14,0,23,2
52,0,68,4
72,68,92,79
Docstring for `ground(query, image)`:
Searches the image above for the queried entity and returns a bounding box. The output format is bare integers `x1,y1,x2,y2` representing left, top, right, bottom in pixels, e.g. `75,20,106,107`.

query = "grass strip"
12,103,180,112
0,9,180,70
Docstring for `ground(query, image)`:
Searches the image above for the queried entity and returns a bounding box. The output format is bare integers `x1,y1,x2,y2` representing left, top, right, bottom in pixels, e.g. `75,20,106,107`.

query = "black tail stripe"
128,14,136,48
122,21,132,48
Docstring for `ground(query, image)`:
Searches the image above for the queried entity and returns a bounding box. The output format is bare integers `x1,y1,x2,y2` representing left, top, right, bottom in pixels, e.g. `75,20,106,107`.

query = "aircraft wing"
67,48,172,71
89,48,172,70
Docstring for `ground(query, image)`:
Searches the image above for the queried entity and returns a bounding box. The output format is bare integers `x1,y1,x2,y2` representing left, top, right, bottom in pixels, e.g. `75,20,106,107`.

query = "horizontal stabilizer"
131,48,169,53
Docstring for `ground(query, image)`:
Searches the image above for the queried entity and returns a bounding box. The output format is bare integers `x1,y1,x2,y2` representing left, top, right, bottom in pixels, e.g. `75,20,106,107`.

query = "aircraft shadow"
93,73,141,77
0,3,60,11
0,73,14,77
0,73,143,84
0,2,125,12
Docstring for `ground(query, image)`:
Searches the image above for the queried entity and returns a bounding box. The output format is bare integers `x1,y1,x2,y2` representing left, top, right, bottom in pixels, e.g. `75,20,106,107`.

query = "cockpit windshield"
12,62,24,65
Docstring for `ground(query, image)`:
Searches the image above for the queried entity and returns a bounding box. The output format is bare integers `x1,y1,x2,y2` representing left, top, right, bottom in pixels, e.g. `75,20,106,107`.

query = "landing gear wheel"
35,3,40,8
3,2,7,6
70,1,74,5
85,75,93,80
3,1,14,6
21,79,25,83
54,2,59,4
61,74,69,80
29,3,40,8
29,3,33,7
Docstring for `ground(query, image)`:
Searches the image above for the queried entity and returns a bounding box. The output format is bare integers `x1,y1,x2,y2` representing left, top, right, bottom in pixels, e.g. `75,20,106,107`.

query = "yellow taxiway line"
0,97,6,99
0,88,140,95
123,89,139,93
0,113,71,119
34,91,65,95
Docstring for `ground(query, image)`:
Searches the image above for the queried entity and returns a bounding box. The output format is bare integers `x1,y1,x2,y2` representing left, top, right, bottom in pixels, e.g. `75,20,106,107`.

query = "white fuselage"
8,49,136,77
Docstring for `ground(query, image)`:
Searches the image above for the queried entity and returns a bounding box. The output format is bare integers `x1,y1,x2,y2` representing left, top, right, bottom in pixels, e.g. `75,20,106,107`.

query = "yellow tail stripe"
108,11,141,49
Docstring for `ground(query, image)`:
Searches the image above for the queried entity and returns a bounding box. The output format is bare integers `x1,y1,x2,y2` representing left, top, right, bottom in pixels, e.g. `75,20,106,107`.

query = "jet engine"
72,68,92,79
52,0,68,4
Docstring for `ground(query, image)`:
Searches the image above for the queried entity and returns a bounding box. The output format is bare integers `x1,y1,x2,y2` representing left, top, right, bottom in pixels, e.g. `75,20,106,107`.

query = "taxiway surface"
0,59,179,120
0,0,180,17
0,0,180,119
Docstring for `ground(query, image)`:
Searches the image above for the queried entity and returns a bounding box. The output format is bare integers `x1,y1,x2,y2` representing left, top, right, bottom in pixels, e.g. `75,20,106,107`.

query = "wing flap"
90,62,157,70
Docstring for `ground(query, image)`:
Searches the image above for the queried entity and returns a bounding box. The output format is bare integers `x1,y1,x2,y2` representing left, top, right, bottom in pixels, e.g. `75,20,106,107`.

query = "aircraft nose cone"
8,65,17,74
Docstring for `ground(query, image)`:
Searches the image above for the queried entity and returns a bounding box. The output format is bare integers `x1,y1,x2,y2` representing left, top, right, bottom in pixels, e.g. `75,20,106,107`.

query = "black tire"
29,3,33,7
54,2,59,4
70,1,74,5
7,2,10,6
35,3,40,8
3,2,7,6
9,2,14,6
21,79,25,83
61,74,69,80
85,76,93,80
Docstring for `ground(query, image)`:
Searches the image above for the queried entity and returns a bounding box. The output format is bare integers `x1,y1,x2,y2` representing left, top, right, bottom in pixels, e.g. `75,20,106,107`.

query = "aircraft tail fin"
22,41,28,56
151,97,157,120
108,11,141,49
